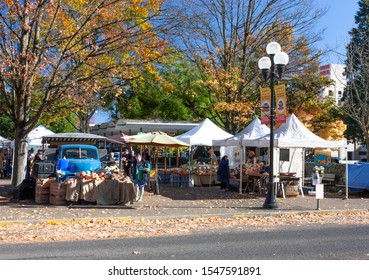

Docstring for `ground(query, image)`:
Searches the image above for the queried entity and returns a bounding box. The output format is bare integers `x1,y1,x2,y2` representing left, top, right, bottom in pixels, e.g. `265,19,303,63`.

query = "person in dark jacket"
217,155,230,192
121,148,132,178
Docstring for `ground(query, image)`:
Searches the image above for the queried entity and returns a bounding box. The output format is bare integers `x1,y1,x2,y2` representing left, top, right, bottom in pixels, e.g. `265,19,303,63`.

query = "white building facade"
319,64,346,105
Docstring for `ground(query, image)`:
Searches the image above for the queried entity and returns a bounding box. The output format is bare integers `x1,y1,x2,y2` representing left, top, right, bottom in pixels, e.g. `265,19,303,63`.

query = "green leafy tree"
342,0,369,160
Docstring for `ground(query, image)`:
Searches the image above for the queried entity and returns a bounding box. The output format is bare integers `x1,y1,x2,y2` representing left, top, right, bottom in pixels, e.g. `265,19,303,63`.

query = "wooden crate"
285,182,299,197
35,178,55,204
49,182,66,205
49,195,66,205
35,194,49,204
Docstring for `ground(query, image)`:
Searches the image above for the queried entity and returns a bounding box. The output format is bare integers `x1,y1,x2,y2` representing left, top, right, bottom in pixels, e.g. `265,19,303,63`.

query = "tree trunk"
11,134,28,195
79,115,91,133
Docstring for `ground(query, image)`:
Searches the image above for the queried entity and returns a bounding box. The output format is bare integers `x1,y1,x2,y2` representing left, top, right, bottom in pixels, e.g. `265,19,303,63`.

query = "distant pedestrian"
107,152,116,167
122,148,132,178
0,150,5,178
143,147,150,161
34,150,44,162
25,148,35,179
217,155,230,192
132,154,151,202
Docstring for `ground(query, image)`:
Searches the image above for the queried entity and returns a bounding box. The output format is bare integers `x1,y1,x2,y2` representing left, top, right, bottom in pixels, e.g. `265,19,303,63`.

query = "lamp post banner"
260,87,271,124
275,84,287,124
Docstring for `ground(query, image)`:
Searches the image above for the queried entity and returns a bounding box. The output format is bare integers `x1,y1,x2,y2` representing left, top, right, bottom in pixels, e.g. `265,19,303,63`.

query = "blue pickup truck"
56,144,102,179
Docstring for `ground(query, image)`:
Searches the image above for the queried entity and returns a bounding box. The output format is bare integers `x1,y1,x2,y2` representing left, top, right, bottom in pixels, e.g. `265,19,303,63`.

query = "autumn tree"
167,0,327,133
342,0,369,160
0,0,167,189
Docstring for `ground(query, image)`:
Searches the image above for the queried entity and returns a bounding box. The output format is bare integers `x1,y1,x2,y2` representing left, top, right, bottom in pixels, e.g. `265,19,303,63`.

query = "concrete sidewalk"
1,178,368,225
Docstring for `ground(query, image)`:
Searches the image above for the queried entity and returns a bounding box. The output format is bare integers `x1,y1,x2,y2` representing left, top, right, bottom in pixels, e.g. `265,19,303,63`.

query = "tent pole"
301,148,305,198
164,147,167,171
176,147,179,167
345,147,348,200
302,148,305,187
155,152,159,195
239,144,243,194
209,146,212,187
119,145,122,169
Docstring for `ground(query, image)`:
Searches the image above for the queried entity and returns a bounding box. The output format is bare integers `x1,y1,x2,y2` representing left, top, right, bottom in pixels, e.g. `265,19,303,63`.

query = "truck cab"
56,144,102,179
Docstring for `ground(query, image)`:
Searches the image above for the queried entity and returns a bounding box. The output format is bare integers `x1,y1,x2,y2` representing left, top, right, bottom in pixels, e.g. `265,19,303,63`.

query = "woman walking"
132,154,151,201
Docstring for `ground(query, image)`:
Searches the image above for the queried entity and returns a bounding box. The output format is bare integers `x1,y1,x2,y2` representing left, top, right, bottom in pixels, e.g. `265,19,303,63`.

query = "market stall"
65,175,135,205
175,118,233,187
212,118,270,193
35,174,135,206
242,114,348,197
124,131,190,193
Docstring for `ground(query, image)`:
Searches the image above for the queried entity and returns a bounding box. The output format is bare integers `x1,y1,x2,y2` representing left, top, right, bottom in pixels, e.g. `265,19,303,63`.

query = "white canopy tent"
242,114,348,197
176,118,233,186
176,118,233,146
243,114,346,149
212,118,270,192
0,135,11,148
213,118,269,166
11,125,55,151
26,125,55,151
176,118,233,164
213,118,269,147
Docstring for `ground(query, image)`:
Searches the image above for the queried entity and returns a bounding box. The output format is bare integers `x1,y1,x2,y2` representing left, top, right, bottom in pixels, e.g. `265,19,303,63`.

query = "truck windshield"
61,148,98,159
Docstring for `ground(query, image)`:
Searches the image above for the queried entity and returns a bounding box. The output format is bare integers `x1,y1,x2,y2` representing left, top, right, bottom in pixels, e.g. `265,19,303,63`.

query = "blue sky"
315,0,359,64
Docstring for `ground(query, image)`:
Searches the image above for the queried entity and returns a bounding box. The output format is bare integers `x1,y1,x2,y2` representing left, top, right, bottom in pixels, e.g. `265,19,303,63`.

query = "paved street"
1,223,369,259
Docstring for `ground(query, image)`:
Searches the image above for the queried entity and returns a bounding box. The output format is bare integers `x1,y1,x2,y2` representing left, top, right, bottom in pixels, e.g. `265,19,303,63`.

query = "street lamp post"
258,42,289,209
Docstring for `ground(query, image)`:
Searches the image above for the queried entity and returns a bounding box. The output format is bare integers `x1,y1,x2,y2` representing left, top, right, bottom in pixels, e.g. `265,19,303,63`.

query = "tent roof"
27,125,54,141
26,125,55,147
0,135,11,143
125,131,190,147
242,114,347,148
42,133,124,146
175,118,233,146
0,135,11,147
213,118,269,146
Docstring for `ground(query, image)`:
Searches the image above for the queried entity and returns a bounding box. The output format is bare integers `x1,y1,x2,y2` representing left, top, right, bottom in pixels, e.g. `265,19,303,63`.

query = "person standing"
34,150,44,162
217,155,230,192
122,148,132,178
0,150,5,178
132,154,150,202
107,152,116,166
26,148,35,179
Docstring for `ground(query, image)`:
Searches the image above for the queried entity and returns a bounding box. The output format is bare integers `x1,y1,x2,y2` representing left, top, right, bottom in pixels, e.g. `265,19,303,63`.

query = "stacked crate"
170,174,181,187
35,178,55,204
169,174,190,187
158,171,171,184
49,181,67,205
180,175,190,187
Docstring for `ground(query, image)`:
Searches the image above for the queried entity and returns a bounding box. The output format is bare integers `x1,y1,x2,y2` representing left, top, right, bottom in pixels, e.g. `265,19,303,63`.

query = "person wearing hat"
26,148,35,179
